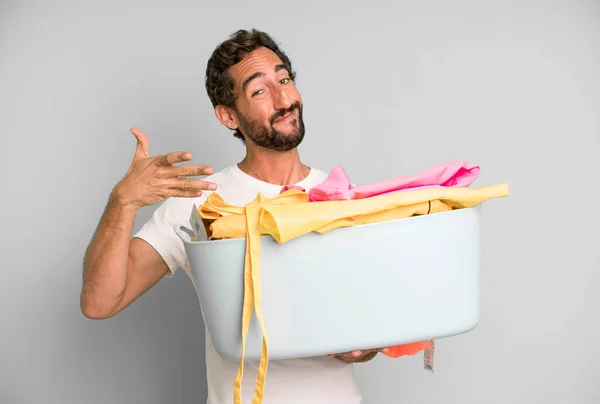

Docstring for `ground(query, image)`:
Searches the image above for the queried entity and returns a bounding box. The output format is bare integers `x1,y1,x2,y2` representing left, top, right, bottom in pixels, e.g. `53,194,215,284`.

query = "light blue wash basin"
174,205,482,361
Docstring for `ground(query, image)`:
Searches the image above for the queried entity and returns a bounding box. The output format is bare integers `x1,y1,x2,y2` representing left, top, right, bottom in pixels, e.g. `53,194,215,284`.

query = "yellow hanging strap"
222,192,306,404
229,196,270,404
198,183,510,404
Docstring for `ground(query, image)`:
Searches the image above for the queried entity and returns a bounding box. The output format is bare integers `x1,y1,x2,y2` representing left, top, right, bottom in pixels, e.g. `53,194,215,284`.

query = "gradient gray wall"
2,1,599,403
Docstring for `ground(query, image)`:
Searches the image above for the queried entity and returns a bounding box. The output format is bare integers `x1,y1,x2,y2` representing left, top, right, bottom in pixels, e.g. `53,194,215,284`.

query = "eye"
252,89,265,97
280,78,290,85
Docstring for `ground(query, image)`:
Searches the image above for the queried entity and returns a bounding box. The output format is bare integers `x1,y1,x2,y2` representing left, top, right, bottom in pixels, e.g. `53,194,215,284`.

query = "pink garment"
282,162,480,201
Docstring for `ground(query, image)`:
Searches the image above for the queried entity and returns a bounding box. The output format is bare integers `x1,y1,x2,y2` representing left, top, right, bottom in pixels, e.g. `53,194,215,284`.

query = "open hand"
111,128,217,210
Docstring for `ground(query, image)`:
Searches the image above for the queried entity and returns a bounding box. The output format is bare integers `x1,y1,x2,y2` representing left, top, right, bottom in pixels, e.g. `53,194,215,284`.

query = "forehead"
228,47,285,88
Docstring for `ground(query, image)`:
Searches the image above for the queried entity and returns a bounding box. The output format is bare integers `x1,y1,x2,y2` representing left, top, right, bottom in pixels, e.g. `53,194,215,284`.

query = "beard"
236,101,305,152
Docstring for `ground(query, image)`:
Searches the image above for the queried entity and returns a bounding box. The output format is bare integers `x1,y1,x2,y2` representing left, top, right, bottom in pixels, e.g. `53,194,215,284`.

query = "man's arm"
80,194,169,319
80,127,216,319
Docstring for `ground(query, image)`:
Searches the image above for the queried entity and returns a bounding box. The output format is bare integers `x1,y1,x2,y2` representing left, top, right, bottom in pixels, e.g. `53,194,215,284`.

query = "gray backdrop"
1,0,599,403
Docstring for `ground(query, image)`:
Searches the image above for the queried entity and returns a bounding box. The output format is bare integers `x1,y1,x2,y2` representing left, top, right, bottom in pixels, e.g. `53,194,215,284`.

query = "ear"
215,105,239,130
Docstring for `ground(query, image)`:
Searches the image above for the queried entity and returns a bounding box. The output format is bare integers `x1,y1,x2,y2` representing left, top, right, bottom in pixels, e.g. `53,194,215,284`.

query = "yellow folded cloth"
197,183,509,404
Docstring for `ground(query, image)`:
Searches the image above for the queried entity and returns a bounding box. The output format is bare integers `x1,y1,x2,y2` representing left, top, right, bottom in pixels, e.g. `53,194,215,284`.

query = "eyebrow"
242,64,288,92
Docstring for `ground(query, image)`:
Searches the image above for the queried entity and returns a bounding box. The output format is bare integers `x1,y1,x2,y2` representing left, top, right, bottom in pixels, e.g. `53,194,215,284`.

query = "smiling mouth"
273,110,295,123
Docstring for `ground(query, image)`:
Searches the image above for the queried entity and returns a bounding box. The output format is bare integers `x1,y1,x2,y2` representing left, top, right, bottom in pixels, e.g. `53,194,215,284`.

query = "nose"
273,87,293,110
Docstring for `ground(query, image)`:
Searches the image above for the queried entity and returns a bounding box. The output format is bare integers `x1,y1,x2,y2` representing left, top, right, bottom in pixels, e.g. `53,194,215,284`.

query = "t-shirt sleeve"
132,195,207,278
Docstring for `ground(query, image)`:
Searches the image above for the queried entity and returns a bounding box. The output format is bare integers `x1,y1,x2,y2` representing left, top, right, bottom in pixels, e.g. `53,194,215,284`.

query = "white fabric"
134,164,362,404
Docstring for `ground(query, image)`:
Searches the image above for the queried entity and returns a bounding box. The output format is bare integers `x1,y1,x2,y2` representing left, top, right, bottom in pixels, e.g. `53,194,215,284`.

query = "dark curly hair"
205,29,296,140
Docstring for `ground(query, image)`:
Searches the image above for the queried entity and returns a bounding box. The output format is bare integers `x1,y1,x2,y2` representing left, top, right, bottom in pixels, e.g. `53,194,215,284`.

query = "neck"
238,145,310,186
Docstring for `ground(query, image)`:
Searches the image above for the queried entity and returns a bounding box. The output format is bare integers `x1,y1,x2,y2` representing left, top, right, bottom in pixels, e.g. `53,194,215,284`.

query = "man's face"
228,47,304,151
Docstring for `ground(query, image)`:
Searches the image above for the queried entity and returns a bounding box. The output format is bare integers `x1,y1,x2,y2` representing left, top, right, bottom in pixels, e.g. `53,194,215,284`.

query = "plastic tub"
174,205,481,361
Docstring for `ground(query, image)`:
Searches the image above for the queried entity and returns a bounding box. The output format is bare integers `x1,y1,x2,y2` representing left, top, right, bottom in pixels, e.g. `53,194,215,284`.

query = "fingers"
130,128,150,159
352,350,379,363
165,178,218,195
156,151,193,167
173,189,210,198
128,129,211,173
165,164,214,177
328,350,362,358
159,167,218,191
329,349,383,359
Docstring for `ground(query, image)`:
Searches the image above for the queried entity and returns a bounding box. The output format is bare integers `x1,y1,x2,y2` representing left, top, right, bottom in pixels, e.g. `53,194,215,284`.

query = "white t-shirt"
133,164,363,404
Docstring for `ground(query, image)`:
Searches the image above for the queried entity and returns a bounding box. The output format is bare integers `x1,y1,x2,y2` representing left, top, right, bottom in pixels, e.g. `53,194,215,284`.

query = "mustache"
270,101,301,124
